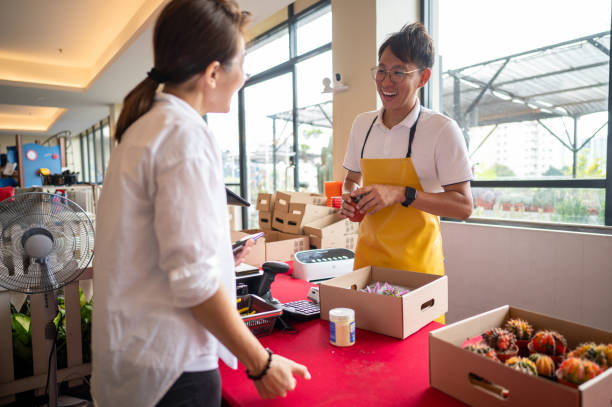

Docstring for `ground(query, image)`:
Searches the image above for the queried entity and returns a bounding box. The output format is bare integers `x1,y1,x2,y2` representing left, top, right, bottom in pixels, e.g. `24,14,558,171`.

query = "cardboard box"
319,266,448,339
429,305,612,407
258,211,272,230
273,191,326,213
256,193,275,212
310,233,358,250
303,214,360,248
281,204,336,235
232,229,309,266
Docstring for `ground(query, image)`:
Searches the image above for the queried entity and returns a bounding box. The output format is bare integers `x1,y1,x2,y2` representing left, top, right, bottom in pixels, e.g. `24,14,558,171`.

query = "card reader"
292,248,354,282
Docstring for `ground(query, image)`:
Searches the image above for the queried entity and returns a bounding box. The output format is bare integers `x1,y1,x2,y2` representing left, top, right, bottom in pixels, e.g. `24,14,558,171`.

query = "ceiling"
0,0,292,137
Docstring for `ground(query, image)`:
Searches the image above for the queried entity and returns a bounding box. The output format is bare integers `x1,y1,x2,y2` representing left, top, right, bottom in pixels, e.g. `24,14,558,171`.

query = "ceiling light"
527,103,539,109
511,98,524,104
554,106,568,115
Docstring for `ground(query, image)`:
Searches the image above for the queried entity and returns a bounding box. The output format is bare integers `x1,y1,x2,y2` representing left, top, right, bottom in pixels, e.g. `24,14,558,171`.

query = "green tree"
477,163,515,179
562,150,604,178
542,166,563,176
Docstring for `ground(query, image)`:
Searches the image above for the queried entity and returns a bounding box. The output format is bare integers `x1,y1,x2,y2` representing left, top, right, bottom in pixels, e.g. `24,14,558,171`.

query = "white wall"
441,221,612,331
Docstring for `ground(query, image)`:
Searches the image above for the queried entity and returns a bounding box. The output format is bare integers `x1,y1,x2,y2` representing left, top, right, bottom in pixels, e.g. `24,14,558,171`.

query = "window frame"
422,0,612,230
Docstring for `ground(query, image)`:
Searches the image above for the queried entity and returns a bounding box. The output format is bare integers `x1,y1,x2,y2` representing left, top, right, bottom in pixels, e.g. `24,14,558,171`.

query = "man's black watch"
401,186,417,207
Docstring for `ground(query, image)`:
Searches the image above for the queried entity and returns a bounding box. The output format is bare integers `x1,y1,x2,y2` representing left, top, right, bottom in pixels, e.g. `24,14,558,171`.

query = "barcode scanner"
256,261,290,304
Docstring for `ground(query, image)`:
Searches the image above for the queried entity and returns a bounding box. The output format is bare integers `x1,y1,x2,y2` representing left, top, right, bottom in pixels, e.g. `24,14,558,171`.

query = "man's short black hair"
378,22,434,69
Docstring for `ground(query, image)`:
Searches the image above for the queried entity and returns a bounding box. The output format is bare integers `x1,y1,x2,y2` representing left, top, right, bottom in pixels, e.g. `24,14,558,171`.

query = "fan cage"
0,193,94,294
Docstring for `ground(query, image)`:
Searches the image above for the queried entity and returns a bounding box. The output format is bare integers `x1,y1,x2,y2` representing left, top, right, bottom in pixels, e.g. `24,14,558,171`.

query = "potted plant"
505,318,534,356
505,356,538,376
528,330,567,366
482,328,518,362
556,357,602,388
568,342,612,371
528,353,556,379
463,342,498,361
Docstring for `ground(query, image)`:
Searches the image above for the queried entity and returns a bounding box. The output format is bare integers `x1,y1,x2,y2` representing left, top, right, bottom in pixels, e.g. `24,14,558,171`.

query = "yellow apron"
353,112,445,323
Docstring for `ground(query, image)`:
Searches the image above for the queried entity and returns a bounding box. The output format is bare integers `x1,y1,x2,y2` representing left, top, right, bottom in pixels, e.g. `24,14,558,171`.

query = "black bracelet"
246,348,273,380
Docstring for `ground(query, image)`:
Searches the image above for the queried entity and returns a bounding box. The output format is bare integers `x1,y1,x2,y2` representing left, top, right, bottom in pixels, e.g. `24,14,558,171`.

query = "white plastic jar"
329,308,355,347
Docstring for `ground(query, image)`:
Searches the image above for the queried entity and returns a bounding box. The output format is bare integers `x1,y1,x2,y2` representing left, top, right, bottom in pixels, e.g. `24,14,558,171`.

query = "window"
208,97,240,185
244,73,294,226
296,50,333,194
296,4,332,56
244,28,290,77
231,1,332,228
435,0,611,226
77,117,111,184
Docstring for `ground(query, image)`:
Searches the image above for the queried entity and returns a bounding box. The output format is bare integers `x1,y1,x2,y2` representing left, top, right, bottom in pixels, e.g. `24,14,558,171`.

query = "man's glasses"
370,67,423,83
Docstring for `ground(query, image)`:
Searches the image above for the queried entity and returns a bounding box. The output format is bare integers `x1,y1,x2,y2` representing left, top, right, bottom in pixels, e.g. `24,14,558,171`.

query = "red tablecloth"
220,272,467,407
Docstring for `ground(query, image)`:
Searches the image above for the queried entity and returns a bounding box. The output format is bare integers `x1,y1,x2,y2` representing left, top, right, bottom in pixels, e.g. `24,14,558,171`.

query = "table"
220,271,467,407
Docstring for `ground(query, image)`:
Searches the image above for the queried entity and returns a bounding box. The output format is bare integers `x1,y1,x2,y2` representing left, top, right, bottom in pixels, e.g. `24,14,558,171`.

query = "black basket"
238,294,282,337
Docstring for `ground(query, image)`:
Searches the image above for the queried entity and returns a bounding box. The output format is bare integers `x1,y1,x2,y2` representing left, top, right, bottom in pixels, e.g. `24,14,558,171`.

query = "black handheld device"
232,231,264,254
256,261,290,304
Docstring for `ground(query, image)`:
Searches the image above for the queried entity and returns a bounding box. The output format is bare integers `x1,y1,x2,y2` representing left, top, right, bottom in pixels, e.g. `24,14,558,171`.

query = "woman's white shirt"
91,92,236,407
342,104,472,192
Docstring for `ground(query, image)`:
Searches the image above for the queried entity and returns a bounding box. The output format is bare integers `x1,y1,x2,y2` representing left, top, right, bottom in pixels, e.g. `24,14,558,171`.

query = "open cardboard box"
319,266,448,339
429,305,612,407
231,229,309,266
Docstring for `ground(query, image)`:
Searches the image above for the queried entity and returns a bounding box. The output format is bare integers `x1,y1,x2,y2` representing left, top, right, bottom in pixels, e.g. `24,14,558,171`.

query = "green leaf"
11,313,31,347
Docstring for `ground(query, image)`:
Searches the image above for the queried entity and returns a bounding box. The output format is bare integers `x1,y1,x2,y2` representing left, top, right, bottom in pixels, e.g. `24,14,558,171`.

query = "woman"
91,1,309,406
340,23,473,321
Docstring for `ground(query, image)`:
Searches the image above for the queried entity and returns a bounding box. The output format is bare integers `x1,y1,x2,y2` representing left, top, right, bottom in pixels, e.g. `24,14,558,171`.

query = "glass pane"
208,97,240,185
95,126,104,183
296,6,331,56
245,28,289,76
439,0,609,181
244,73,294,227
102,123,111,177
87,131,95,184
296,50,333,194
472,187,605,226
77,134,86,183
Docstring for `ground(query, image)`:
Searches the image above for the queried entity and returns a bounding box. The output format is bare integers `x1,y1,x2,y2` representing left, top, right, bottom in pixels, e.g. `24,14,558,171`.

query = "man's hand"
353,184,405,215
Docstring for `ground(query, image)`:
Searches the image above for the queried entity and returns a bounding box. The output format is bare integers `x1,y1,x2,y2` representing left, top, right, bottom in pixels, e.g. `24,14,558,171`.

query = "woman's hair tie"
147,67,170,83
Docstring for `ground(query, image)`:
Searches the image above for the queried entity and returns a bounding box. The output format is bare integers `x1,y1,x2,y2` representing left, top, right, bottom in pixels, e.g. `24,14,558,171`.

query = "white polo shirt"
343,103,472,193
92,92,236,407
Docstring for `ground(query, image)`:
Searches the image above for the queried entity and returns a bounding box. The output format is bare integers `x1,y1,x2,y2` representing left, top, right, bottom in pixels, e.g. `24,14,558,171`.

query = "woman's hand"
354,184,405,215
253,354,311,399
233,239,254,266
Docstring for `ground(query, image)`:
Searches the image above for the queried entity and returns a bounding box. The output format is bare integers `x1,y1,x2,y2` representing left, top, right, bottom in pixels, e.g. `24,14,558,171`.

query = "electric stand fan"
0,193,94,407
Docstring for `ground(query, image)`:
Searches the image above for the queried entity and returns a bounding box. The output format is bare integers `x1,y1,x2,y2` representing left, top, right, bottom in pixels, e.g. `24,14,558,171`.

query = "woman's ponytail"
114,77,159,143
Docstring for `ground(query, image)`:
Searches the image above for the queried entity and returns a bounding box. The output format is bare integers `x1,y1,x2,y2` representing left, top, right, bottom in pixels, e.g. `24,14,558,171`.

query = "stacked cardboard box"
303,213,360,250
268,191,335,235
256,193,274,230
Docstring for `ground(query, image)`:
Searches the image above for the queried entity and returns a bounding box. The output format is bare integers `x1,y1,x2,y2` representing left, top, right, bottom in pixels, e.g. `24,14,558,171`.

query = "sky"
438,0,611,70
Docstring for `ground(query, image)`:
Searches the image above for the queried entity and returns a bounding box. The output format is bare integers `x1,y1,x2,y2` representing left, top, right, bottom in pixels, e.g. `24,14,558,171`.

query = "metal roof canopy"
442,31,610,128
267,99,332,128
